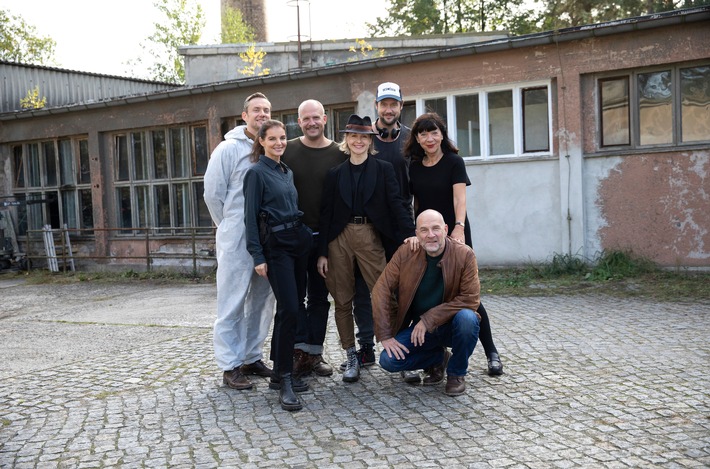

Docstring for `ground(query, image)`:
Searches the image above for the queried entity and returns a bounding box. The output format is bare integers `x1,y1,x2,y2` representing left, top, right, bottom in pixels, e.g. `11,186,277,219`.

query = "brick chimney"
221,0,268,42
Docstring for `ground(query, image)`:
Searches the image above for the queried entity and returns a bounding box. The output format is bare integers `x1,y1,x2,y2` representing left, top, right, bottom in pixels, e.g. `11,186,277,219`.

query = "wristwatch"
455,221,465,228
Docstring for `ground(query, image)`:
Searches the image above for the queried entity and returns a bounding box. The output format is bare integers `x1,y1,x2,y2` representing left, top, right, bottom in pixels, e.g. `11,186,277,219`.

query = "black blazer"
318,156,415,259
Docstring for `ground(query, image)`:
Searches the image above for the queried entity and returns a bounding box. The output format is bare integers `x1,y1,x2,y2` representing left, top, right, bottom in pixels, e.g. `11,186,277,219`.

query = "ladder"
42,224,75,272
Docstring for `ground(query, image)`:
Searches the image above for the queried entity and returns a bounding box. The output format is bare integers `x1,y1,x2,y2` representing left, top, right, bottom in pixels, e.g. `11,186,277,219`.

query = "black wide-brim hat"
339,114,377,134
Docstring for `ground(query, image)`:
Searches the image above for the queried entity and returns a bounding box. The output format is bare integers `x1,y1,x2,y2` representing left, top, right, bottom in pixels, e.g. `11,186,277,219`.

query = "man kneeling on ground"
372,209,481,396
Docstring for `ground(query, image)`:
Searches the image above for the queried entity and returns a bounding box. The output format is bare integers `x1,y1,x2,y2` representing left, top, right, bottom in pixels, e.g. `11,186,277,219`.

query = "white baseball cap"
376,82,402,102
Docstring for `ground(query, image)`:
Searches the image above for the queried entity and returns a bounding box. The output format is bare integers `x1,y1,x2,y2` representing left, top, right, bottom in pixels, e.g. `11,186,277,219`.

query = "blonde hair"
338,134,378,156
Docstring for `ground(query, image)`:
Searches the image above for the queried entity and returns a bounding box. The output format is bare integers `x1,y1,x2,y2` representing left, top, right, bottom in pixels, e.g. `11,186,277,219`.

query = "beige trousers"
325,224,387,349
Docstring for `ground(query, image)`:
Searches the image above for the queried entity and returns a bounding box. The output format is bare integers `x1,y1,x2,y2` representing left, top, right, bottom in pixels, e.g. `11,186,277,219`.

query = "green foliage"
131,0,205,84
19,85,47,109
0,9,56,65
536,0,710,30
221,6,255,43
367,0,710,37
367,0,537,36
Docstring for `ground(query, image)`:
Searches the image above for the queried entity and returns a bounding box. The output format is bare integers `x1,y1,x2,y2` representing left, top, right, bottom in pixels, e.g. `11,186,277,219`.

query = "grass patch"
4,250,708,302
480,250,710,302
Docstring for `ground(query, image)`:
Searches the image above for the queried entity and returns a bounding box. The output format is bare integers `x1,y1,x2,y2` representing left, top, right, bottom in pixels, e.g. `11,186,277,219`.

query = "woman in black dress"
405,112,504,376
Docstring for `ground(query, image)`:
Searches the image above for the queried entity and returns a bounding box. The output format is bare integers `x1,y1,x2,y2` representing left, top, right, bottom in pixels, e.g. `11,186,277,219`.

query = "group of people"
203,83,504,412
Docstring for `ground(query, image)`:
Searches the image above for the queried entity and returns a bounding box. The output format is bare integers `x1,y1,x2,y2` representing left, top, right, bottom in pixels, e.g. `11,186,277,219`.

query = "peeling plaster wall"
585,152,710,267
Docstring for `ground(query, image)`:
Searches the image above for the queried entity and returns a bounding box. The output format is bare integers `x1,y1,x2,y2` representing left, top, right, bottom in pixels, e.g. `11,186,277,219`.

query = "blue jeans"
379,309,479,377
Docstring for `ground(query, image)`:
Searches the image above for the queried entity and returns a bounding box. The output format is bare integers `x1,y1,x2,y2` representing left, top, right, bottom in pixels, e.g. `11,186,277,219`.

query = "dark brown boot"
310,354,334,376
293,349,312,378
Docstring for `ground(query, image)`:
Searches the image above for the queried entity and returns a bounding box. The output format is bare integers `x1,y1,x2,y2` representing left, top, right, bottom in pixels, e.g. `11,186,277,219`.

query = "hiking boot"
339,343,376,371
342,346,360,382
310,354,334,377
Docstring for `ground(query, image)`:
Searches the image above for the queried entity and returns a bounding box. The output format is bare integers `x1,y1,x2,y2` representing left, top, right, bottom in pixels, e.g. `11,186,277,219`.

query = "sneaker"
339,344,376,371
342,346,360,382
401,370,422,384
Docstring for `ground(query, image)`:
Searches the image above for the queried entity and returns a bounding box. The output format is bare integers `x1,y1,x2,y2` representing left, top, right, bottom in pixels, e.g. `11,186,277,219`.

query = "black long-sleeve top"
243,155,303,265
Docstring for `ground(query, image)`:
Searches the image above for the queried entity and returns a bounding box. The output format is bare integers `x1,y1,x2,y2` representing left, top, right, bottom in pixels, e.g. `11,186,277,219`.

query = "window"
113,123,210,235
598,64,710,148
11,138,94,236
414,82,552,158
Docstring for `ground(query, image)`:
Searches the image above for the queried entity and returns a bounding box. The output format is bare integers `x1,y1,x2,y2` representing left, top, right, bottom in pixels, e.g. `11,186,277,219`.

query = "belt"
271,220,302,233
349,216,370,224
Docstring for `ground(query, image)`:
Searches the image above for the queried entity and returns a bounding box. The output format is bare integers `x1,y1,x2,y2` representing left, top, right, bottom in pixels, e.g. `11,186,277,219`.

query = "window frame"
410,80,553,160
10,137,94,237
596,62,710,151
112,122,211,236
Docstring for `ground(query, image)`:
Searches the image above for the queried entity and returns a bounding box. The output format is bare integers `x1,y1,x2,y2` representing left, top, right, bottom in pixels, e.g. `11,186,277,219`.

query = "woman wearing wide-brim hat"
316,114,416,383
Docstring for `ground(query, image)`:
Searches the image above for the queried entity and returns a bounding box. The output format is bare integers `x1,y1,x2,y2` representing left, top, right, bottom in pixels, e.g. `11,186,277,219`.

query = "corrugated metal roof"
0,61,179,113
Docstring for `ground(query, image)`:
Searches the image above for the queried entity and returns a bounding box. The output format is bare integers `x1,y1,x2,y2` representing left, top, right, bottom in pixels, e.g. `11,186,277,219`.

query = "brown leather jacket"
372,237,481,342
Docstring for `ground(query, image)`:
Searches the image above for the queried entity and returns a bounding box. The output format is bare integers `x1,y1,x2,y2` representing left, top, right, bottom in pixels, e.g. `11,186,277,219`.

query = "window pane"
681,66,710,143
155,184,171,228
136,185,150,228
132,132,147,180
47,190,60,228
424,98,447,122
172,128,191,178
58,140,75,186
401,102,416,129
79,189,94,231
283,113,302,139
193,126,209,175
638,71,672,145
193,181,213,228
118,187,132,229
43,142,57,186
27,192,44,231
600,77,630,146
173,183,190,230
13,145,24,188
488,90,514,155
61,190,77,229
27,144,41,187
153,130,168,179
523,87,550,152
455,94,480,157
79,140,91,184
116,135,129,181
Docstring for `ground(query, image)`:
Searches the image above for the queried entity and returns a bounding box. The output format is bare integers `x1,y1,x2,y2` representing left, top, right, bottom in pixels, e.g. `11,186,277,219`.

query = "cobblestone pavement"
0,281,708,468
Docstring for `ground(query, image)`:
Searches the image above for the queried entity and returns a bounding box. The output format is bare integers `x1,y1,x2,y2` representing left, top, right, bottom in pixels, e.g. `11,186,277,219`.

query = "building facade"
1,8,708,271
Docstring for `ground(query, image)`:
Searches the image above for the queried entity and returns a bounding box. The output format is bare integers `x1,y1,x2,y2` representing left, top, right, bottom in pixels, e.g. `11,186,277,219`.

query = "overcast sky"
2,0,388,76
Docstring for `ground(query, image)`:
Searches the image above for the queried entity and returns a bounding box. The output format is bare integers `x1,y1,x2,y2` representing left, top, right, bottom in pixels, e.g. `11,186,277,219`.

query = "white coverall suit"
203,125,275,371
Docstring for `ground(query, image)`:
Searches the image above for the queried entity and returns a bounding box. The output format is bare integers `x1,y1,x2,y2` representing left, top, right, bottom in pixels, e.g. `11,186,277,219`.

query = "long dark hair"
403,112,459,161
250,119,285,163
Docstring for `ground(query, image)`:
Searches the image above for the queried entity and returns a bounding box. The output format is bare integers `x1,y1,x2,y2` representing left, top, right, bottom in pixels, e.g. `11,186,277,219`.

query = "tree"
367,0,538,36
20,85,47,109
239,44,270,76
221,6,255,43
131,0,205,84
0,9,57,65
536,0,710,29
367,0,710,37
348,39,386,62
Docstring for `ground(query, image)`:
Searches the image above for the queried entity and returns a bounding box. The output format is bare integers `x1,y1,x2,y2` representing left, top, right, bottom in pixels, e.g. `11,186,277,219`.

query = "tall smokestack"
221,0,268,42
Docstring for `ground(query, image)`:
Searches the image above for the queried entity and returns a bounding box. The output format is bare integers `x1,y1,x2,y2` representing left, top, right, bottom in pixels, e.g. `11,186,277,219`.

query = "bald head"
416,210,448,256
298,99,329,146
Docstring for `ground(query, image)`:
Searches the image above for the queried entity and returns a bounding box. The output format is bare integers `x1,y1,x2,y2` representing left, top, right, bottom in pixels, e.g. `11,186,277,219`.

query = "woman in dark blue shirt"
243,120,312,411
